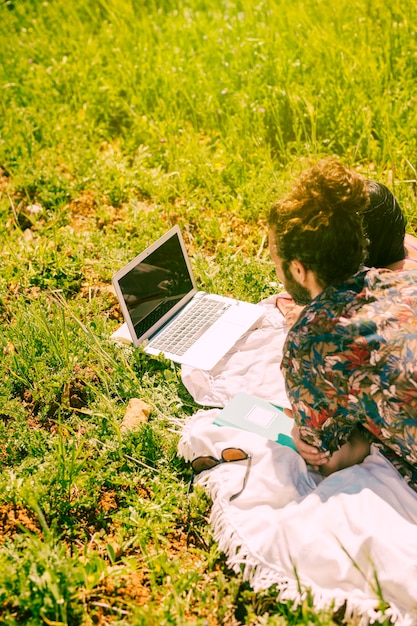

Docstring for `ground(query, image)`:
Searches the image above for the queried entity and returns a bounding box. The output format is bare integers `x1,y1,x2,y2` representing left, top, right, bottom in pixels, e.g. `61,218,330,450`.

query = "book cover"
214,392,297,451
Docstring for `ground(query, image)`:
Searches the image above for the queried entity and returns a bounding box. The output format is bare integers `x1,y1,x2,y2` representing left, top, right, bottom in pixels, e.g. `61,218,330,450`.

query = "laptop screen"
117,231,194,340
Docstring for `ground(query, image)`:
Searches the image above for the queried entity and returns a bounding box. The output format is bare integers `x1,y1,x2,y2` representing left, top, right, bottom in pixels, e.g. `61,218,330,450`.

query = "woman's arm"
290,420,371,474
318,427,371,475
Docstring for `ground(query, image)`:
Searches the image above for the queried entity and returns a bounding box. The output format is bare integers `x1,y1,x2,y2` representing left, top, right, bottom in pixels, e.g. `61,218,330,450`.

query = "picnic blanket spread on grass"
178,297,417,625
181,295,291,410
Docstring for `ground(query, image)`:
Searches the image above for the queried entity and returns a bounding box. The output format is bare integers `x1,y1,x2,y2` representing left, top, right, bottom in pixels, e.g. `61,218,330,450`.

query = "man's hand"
286,410,371,475
289,421,330,470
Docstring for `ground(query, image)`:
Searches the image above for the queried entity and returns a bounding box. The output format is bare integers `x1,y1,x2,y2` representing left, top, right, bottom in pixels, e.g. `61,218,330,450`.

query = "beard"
282,266,312,306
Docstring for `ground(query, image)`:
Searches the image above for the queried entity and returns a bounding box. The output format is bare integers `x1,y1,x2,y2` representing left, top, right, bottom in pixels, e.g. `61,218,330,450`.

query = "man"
269,157,417,489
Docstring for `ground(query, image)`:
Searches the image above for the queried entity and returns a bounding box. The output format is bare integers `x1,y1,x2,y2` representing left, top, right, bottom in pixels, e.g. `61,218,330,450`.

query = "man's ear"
289,259,308,284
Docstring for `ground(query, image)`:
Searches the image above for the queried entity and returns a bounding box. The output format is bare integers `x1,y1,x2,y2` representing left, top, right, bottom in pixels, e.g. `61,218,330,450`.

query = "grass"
0,0,416,623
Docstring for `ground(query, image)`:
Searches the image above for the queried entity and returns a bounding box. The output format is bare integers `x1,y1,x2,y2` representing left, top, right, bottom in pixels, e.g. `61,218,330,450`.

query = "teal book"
213,392,297,451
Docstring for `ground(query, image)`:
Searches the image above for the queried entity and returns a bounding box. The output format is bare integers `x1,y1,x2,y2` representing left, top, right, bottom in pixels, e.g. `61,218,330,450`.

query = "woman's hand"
275,293,304,327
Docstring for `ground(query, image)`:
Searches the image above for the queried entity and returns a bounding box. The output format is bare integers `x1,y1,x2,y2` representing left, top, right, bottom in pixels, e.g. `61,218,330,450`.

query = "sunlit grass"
0,0,414,622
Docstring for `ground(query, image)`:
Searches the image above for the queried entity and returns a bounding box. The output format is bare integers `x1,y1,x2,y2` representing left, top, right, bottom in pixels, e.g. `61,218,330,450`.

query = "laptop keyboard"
133,299,176,339
149,298,232,356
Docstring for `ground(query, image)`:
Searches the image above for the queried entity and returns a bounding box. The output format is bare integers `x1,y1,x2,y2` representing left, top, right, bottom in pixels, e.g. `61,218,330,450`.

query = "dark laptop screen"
118,232,194,338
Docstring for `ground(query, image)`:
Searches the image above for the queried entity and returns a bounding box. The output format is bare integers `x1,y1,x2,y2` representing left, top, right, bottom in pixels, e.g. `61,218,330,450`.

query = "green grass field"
0,0,416,623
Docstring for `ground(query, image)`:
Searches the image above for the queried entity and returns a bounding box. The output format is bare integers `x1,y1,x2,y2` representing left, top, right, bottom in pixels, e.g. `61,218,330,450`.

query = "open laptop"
111,225,264,370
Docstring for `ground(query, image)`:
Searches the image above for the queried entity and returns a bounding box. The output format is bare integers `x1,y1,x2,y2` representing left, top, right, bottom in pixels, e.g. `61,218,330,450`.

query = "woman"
363,180,417,270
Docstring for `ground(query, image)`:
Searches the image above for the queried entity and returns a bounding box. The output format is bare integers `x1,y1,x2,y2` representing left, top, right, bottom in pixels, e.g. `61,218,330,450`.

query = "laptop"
111,225,264,370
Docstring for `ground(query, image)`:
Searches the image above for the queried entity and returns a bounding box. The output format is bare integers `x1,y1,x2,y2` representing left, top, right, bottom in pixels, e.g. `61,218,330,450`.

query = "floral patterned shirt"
281,268,417,489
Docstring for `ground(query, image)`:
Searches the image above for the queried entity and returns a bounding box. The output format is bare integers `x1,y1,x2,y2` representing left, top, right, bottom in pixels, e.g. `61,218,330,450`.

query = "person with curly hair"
269,157,417,489
274,169,417,325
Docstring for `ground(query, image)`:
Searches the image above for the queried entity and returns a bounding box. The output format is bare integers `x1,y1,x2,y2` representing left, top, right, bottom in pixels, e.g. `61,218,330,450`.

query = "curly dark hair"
269,158,369,289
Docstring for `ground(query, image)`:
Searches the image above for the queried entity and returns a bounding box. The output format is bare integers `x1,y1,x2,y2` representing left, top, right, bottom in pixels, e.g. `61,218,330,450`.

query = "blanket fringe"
203,479,416,626
177,409,219,461
180,414,417,626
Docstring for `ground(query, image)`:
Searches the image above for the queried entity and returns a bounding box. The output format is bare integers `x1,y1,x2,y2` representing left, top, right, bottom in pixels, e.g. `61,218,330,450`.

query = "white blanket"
178,411,417,625
181,295,291,409
178,297,417,625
